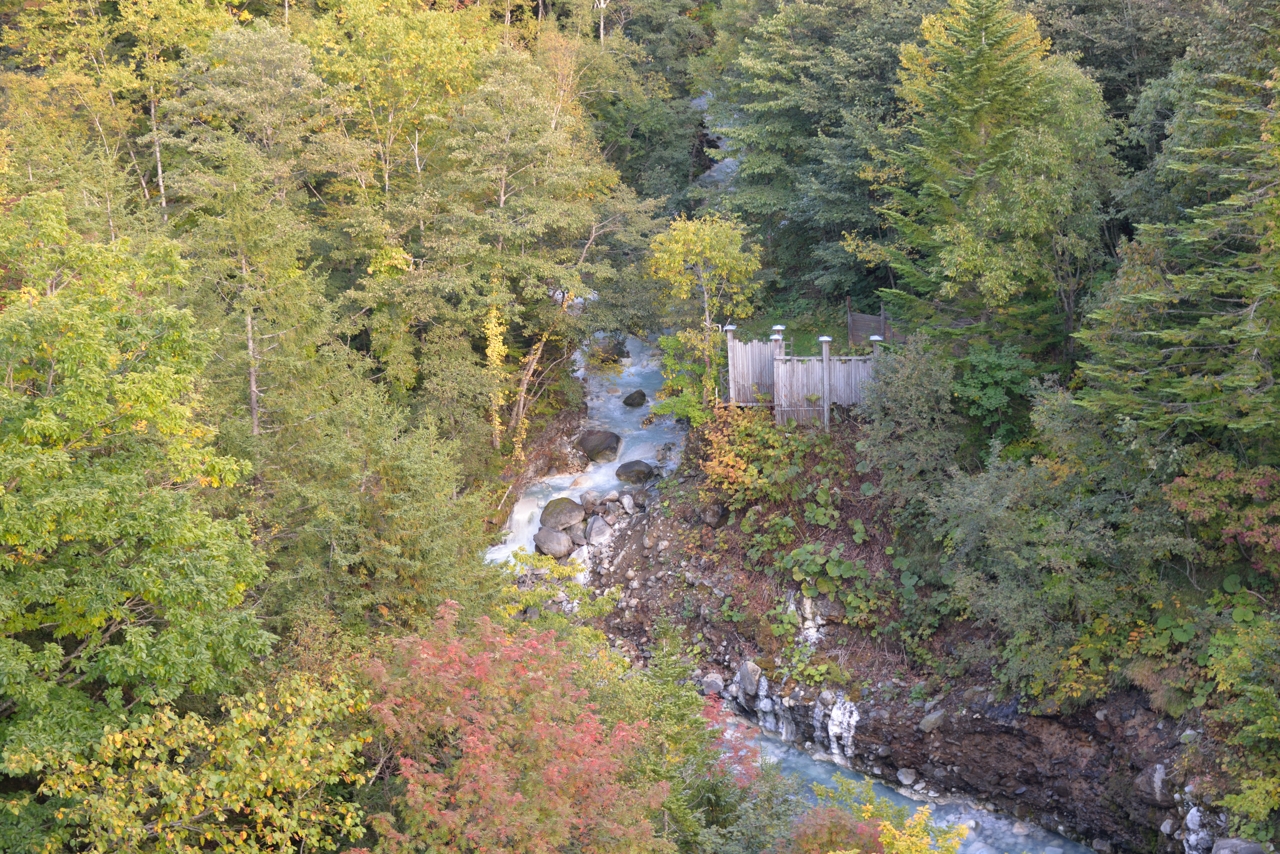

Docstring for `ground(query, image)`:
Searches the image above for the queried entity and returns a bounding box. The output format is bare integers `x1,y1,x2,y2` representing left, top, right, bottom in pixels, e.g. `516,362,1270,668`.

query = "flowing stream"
485,336,684,564
488,337,1092,854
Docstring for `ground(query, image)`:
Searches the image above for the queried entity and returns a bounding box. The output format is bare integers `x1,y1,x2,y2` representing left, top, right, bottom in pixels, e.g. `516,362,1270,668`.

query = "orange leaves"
365,604,674,854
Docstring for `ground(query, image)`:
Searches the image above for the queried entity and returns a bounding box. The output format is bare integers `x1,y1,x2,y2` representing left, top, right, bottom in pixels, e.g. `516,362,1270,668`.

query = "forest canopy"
2,0,1280,849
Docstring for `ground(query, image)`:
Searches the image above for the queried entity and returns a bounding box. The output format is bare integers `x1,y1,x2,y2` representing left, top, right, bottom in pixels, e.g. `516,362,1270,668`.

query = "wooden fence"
846,300,906,345
726,328,876,428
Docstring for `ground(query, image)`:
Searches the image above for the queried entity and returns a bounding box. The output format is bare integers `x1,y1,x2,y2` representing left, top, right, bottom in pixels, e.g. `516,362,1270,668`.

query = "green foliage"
6,675,369,854
652,333,720,427
712,0,943,300
858,0,1117,351
1076,65,1280,442
650,214,762,406
0,194,272,751
1122,0,1280,224
860,337,966,508
777,545,893,631
694,764,805,854
925,388,1197,706
1027,0,1208,126
1208,615,1280,841
950,343,1035,443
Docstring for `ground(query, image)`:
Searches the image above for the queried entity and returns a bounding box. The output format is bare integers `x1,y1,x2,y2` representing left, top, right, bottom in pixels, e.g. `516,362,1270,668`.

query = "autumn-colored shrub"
786,779,967,854
7,674,370,854
1166,453,1280,577
362,604,673,854
780,806,884,854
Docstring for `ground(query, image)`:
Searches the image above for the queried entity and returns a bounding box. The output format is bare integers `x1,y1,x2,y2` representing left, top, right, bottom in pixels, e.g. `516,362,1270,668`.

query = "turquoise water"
746,728,1092,854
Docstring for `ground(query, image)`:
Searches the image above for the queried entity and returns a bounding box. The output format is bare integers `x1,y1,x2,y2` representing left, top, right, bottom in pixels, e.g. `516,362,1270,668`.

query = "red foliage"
777,806,885,854
704,699,764,786
1166,454,1280,575
361,604,671,854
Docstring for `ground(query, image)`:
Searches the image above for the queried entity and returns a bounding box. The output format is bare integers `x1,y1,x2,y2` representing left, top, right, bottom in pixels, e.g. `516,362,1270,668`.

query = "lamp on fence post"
819,335,832,433
869,335,883,357
724,325,737,405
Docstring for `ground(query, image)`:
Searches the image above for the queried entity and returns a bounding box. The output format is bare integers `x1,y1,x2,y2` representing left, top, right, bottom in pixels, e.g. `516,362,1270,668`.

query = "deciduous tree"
0,192,272,815
360,605,674,854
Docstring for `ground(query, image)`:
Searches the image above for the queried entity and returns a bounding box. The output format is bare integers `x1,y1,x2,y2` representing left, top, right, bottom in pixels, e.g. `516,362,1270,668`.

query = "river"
488,337,1092,854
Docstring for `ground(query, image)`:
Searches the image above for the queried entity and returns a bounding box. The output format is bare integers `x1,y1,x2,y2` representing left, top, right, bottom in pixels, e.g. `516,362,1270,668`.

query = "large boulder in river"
577,430,621,462
540,497,585,530
615,460,655,484
622,389,647,407
533,527,574,558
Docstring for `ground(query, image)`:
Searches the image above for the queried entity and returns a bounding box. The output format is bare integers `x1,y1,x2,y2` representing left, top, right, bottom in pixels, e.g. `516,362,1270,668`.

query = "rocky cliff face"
720,659,1210,853
578,487,1250,854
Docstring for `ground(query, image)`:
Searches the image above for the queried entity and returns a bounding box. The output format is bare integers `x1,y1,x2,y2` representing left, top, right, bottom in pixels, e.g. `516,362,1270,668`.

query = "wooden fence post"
819,336,832,432
879,303,887,339
724,325,736,404
846,297,854,348
770,333,784,425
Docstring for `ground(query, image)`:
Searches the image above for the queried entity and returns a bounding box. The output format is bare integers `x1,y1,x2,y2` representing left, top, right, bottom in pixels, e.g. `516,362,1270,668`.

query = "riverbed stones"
1212,840,1266,854
897,768,918,786
738,660,762,696
540,497,585,530
1134,762,1177,807
623,389,647,407
919,709,946,733
585,516,613,546
577,430,621,462
701,503,729,528
620,493,636,514
616,460,655,483
567,521,587,546
702,673,725,696
533,527,574,558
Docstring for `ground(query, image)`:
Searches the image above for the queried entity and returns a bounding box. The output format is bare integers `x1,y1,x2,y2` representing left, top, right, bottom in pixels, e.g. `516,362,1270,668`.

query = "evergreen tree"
715,0,941,302
1076,72,1280,443
857,0,1117,354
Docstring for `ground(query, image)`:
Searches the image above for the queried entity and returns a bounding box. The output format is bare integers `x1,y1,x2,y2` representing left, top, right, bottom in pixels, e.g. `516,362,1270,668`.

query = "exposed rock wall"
714,659,1230,854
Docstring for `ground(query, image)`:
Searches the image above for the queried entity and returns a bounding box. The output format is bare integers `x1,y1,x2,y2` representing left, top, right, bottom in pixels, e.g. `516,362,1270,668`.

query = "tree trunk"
246,309,261,436
149,95,167,221
700,270,714,401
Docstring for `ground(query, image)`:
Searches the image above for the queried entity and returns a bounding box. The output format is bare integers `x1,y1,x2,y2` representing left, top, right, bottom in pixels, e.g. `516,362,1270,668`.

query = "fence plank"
728,338,777,404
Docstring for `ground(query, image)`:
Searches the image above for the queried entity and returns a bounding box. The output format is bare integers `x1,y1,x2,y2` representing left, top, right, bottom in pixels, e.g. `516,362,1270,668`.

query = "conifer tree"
857,0,1116,352
1076,72,1280,441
